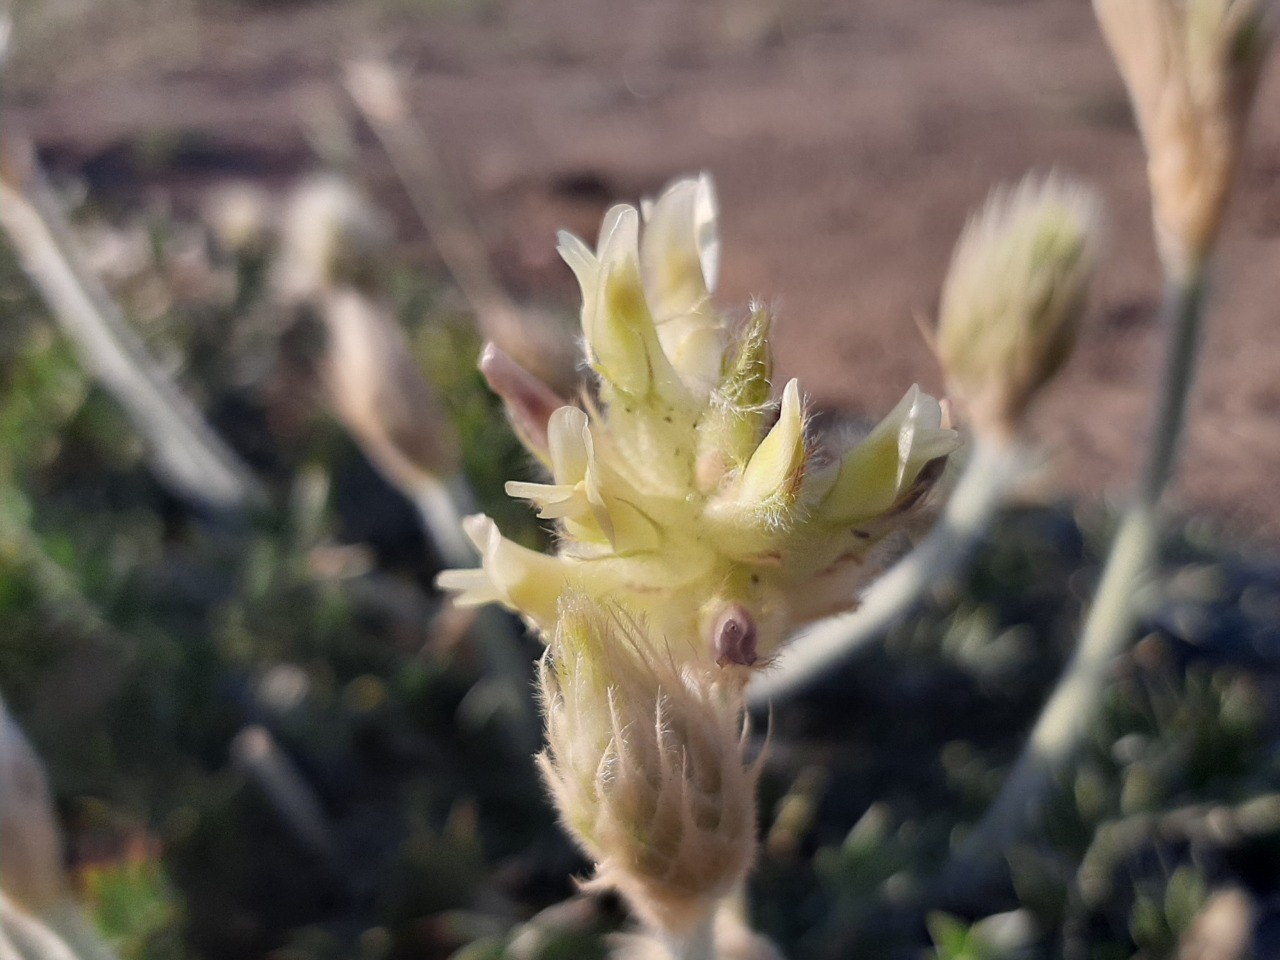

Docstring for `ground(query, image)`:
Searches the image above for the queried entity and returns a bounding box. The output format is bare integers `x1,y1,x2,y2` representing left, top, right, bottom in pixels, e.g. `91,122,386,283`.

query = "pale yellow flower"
438,175,960,668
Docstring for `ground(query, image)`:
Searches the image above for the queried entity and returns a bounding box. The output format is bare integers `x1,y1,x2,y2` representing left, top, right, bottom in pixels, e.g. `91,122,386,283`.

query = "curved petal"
435,515,570,628
819,385,961,525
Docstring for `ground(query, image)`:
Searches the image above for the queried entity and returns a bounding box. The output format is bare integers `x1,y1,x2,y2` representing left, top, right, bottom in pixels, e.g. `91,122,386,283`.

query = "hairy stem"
950,265,1207,878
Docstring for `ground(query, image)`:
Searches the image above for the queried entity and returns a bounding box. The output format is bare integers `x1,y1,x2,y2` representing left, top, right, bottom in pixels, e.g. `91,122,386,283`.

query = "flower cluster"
437,175,960,947
537,596,760,936
438,175,960,676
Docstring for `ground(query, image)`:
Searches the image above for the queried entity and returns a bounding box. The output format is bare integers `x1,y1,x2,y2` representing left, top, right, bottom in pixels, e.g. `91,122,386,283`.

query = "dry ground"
9,0,1280,537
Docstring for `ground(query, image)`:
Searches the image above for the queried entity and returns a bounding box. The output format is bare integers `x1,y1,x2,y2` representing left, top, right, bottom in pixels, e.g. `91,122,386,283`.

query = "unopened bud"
1094,0,1272,274
537,597,759,936
696,304,774,478
937,174,1101,440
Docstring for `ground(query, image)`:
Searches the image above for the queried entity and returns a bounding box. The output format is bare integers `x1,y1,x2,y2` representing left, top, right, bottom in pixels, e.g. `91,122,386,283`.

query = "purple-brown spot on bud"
712,603,758,667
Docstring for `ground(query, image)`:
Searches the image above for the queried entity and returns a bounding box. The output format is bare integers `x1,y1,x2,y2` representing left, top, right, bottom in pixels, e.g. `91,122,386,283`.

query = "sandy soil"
9,0,1280,538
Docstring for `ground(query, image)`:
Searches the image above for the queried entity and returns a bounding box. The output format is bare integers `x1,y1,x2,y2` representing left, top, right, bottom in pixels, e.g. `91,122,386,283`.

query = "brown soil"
9,0,1280,538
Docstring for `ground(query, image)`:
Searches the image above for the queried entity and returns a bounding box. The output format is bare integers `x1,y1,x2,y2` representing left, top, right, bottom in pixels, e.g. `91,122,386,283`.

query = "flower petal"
818,385,961,525
435,515,570,628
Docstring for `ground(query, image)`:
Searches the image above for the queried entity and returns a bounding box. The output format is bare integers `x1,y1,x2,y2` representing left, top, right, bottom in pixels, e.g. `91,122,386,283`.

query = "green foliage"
82,852,185,960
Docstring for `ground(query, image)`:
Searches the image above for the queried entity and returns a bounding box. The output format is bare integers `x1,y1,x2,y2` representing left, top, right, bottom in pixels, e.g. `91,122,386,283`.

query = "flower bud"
478,342,566,464
273,175,391,301
936,174,1101,439
694,304,773,493
817,384,961,525
711,603,759,667
436,515,577,627
731,379,807,519
1094,0,1272,274
558,209,684,403
639,174,727,395
536,597,759,936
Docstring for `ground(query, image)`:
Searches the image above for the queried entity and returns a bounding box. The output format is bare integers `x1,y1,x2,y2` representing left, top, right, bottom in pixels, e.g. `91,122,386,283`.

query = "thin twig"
0,893,79,960
0,141,265,514
343,58,577,391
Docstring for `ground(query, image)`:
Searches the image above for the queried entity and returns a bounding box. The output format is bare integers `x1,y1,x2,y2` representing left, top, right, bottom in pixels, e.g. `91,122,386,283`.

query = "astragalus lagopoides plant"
437,175,961,955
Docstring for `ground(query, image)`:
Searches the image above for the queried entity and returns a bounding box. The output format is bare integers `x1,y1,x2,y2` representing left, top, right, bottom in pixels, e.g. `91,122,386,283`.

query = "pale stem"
0,891,81,960
662,915,717,960
0,159,264,513
950,265,1208,878
412,473,480,571
748,437,1025,707
343,60,575,391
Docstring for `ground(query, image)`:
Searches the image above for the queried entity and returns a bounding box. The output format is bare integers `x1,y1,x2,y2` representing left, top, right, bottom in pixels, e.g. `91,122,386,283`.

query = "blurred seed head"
937,174,1102,441
202,180,277,256
274,174,392,301
536,597,760,936
319,288,461,490
1094,0,1273,274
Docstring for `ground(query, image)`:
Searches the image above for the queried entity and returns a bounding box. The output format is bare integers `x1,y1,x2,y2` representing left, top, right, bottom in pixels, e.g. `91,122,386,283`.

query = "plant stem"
0,153,265,514
748,437,1025,707
663,915,717,960
948,264,1208,878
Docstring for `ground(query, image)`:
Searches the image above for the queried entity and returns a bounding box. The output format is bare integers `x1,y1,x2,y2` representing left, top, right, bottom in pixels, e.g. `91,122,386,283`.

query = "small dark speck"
853,530,871,540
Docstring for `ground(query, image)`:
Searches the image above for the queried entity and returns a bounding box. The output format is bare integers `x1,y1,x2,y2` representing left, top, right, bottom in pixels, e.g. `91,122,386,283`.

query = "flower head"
438,175,961,670
936,174,1102,439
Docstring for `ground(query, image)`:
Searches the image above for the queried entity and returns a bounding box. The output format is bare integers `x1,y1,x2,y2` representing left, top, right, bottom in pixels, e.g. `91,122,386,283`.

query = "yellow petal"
435,515,569,628
736,379,806,510
819,385,961,525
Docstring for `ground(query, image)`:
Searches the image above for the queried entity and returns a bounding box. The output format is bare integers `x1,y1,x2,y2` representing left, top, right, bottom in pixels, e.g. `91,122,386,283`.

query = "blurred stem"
748,437,1025,707
951,264,1208,877
1139,265,1207,508
662,916,716,960
343,60,575,391
412,473,478,571
0,149,265,514
0,891,86,960
35,901,119,960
